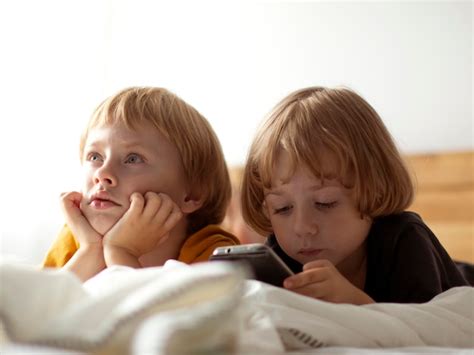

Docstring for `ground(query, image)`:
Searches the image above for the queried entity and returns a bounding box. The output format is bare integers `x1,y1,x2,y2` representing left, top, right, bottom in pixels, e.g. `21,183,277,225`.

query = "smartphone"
209,243,294,287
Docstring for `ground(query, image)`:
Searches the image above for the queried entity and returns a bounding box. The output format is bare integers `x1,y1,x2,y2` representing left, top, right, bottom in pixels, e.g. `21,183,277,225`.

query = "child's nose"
294,208,318,238
94,165,117,187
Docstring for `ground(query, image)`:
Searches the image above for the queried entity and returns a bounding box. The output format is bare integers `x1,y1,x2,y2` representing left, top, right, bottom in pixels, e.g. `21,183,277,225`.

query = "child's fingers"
60,191,99,240
127,192,145,217
60,191,83,216
60,191,82,204
162,204,183,232
291,280,330,300
303,259,333,270
152,193,177,225
142,191,163,219
284,268,328,289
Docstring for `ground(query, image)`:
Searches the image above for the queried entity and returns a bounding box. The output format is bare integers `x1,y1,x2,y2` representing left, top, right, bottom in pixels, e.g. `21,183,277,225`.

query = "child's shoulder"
368,211,439,256
178,225,240,264
188,225,240,243
372,211,430,237
366,212,470,301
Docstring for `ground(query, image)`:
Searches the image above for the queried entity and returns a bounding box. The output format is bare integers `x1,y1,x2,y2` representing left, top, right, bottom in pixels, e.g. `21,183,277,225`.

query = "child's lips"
298,248,323,257
90,198,120,209
89,191,121,209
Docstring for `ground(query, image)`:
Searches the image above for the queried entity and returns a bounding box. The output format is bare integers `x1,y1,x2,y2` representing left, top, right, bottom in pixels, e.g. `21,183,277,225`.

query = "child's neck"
138,219,189,267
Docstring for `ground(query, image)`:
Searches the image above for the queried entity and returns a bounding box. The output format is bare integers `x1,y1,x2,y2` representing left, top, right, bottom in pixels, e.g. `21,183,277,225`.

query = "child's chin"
81,207,120,236
88,217,117,236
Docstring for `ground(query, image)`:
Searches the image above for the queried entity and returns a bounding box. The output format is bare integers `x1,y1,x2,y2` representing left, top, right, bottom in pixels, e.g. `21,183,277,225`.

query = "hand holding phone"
209,243,294,287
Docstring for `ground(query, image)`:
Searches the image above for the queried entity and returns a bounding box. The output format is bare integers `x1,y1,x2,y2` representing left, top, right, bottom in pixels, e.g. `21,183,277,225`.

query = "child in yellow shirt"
43,87,239,281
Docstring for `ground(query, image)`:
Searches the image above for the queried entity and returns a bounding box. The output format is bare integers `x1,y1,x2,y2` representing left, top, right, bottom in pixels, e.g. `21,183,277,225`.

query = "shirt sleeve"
178,226,240,264
42,225,79,268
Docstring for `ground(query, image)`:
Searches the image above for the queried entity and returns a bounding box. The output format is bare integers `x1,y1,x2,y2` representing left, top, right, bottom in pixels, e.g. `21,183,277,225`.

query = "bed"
1,261,472,354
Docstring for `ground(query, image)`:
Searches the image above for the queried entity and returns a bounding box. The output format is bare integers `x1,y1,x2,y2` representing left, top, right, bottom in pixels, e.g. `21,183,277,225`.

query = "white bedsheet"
0,260,473,354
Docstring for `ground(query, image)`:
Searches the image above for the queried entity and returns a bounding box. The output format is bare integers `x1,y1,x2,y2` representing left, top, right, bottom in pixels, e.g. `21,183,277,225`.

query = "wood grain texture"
405,151,473,262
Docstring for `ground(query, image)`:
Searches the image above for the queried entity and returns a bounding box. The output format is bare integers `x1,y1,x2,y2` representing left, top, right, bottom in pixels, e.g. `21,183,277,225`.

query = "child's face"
80,122,188,235
264,150,371,270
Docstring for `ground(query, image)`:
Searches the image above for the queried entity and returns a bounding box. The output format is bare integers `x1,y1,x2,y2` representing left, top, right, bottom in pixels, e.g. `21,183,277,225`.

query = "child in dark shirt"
241,86,470,304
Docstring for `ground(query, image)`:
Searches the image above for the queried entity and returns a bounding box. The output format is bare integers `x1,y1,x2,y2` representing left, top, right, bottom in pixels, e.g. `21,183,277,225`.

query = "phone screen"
209,244,294,287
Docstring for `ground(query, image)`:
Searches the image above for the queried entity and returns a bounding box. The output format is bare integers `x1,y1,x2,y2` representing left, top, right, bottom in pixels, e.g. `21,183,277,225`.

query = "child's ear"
180,193,204,214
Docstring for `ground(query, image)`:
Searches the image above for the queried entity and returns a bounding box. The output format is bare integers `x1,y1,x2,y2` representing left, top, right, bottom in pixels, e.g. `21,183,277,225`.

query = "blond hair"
242,86,414,235
80,87,231,234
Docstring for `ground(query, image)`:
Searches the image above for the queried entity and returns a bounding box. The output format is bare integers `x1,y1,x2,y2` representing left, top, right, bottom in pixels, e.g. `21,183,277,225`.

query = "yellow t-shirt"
43,224,240,267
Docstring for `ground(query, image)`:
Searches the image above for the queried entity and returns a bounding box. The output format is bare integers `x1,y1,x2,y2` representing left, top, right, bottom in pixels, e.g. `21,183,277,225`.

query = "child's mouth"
298,248,323,257
90,198,119,209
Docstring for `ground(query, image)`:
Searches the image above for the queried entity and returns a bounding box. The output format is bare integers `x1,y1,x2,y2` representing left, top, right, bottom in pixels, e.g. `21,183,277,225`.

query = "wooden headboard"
405,150,473,263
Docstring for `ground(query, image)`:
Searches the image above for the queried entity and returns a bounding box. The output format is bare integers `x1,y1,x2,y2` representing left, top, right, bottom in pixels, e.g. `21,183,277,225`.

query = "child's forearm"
103,245,142,268
64,244,106,282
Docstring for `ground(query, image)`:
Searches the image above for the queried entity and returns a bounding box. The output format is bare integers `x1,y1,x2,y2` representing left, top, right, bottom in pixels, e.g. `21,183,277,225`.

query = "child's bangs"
90,97,147,131
80,93,161,160
258,106,354,189
284,131,352,187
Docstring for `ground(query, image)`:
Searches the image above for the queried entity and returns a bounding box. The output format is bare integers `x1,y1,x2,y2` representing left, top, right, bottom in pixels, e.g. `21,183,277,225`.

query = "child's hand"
60,191,102,247
103,191,183,258
283,259,374,305
60,191,106,281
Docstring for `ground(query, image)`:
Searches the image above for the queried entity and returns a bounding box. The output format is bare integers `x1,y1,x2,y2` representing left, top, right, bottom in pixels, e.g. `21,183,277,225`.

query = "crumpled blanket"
238,281,474,352
0,260,246,354
1,260,473,354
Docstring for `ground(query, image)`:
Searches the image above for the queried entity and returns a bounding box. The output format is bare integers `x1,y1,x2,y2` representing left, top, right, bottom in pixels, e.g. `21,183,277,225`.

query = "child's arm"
60,191,106,281
283,259,375,305
103,192,183,268
63,243,105,281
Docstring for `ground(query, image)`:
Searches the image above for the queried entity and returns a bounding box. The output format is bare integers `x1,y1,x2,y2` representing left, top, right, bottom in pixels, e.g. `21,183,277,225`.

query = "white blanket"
0,260,473,354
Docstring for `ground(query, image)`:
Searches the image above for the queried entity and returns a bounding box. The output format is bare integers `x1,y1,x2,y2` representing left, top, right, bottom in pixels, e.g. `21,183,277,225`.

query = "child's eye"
125,153,144,164
273,205,292,215
315,201,338,210
86,152,103,162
